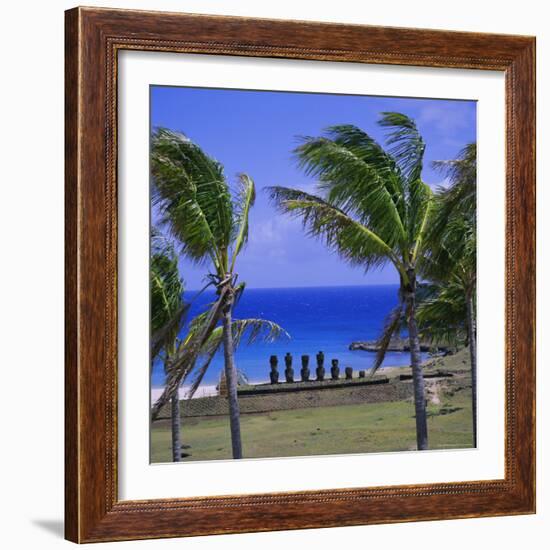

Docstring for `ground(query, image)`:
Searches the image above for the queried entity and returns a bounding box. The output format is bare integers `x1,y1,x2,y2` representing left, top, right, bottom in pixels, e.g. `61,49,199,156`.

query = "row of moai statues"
269,352,365,384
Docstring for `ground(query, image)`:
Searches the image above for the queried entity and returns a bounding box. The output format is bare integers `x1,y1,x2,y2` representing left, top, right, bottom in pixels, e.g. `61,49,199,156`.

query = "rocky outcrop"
349,338,451,354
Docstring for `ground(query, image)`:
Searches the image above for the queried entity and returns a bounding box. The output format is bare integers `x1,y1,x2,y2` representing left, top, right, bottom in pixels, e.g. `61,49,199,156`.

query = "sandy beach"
151,385,218,401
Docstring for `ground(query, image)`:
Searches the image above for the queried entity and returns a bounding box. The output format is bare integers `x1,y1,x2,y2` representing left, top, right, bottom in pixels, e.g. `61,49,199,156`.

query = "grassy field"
151,369,474,463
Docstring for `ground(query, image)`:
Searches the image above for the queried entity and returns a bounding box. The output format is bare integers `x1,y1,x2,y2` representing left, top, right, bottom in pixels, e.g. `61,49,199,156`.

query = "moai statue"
301,354,311,382
284,352,294,383
316,351,325,381
358,370,366,378
269,355,279,384
345,366,354,380
331,359,340,380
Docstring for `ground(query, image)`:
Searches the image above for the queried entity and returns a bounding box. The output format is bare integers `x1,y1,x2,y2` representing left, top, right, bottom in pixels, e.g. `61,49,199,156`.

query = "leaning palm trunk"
221,295,243,459
151,290,227,420
170,394,182,462
404,274,429,450
466,291,477,447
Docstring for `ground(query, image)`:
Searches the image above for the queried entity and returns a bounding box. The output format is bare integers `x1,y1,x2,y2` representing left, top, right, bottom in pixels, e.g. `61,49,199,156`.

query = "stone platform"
156,377,417,419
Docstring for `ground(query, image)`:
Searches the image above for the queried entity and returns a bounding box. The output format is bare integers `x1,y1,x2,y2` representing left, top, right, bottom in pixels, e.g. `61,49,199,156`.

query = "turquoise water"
151,284,421,387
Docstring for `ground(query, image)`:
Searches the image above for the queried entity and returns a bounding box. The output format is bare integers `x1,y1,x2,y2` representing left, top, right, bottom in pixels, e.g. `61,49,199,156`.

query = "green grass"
151,382,474,463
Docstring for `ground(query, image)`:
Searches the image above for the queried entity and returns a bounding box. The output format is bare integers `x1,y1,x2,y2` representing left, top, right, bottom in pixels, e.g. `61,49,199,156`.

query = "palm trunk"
405,274,429,451
222,301,243,459
466,291,477,447
171,394,182,462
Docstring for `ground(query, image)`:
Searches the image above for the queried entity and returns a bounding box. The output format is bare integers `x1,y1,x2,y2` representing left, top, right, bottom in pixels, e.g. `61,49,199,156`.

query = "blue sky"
151,86,476,290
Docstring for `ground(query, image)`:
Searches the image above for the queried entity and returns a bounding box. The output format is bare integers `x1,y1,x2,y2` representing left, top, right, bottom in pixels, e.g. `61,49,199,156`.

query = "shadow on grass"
426,406,463,418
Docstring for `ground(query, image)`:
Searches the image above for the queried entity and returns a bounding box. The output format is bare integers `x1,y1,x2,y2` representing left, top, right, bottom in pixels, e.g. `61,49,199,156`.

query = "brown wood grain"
64,6,536,543
64,7,79,543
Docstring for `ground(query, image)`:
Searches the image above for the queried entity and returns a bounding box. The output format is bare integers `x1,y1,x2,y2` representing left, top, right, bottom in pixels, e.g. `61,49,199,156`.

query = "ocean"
151,284,425,388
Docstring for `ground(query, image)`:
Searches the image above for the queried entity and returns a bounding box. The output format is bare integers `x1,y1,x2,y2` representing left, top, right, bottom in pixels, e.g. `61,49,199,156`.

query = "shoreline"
151,363,411,401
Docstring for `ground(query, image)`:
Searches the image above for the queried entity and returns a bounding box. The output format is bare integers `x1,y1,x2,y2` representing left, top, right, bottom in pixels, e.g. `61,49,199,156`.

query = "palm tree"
269,113,433,450
151,242,287,462
151,229,188,461
416,281,467,348
150,128,271,459
421,143,477,444
163,310,287,461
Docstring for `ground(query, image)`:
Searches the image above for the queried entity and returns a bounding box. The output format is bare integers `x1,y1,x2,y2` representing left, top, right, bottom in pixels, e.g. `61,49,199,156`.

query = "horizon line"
185,282,400,293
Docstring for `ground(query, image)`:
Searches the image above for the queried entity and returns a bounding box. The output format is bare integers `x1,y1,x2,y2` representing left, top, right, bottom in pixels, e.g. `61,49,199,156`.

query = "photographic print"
149,86,477,463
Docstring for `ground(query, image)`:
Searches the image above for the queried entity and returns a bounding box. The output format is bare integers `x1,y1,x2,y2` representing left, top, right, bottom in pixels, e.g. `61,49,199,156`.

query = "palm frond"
268,186,403,274
378,112,426,184
327,124,400,175
231,173,256,269
293,130,406,247
233,318,290,347
150,228,186,359
370,301,406,376
151,287,228,420
429,142,477,239
410,180,433,261
327,124,405,217
432,143,476,213
186,318,288,398
416,282,467,346
151,128,233,266
202,318,290,357
151,302,189,360
185,330,223,399
233,282,246,308
422,193,476,285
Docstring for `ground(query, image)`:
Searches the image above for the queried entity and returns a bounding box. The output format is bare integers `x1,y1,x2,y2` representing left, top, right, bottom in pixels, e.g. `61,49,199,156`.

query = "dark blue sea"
151,284,421,388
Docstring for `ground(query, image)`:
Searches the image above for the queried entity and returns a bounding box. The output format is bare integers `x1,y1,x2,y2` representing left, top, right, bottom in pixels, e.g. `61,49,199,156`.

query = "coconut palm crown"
269,112,433,450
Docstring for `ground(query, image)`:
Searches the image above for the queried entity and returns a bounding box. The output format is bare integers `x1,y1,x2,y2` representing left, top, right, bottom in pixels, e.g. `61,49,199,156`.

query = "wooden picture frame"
65,6,536,543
